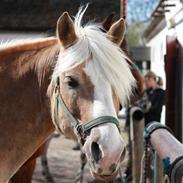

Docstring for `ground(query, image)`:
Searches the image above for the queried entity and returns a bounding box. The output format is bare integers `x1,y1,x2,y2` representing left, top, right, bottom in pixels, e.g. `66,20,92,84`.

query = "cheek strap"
53,77,120,145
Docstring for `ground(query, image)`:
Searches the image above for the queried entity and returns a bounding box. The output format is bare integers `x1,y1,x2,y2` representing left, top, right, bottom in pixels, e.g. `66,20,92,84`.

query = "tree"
128,0,159,23
127,23,146,48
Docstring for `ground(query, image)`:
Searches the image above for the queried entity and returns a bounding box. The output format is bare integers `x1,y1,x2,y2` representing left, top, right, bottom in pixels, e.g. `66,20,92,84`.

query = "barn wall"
0,0,120,31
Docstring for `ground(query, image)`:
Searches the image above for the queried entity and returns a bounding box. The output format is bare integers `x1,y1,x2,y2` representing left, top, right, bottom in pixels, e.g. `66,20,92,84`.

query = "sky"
128,0,159,23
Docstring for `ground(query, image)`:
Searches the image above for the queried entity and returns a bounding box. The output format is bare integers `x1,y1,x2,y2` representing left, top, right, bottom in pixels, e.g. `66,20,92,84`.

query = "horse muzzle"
83,123,127,181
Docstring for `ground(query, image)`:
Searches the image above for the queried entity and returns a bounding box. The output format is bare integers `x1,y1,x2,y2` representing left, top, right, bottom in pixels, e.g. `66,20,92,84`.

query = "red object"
165,36,183,141
121,0,127,20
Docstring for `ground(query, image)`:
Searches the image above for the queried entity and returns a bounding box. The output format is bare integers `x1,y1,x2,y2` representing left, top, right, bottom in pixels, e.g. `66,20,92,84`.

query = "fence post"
130,106,144,183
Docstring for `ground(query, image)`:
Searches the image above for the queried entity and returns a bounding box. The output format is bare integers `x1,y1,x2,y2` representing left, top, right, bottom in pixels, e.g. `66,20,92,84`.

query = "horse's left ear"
57,12,77,47
101,13,115,31
107,18,126,45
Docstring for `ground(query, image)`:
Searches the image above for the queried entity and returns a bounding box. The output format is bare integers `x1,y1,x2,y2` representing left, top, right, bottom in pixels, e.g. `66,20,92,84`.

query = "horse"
10,139,54,183
0,7,142,183
9,13,127,183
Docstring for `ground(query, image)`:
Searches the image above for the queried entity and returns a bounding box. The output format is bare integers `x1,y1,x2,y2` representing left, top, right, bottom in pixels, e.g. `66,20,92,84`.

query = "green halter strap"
54,77,120,145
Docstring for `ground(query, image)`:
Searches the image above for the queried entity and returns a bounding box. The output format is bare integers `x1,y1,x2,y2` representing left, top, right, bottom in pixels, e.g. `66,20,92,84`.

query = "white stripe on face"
84,61,117,119
84,61,124,174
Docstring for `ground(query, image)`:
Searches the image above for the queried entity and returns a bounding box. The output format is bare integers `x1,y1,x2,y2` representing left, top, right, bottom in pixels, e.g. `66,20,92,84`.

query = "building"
144,0,183,141
130,46,151,75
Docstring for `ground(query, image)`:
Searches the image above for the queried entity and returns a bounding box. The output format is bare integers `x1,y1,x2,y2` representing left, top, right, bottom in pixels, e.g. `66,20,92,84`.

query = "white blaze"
84,61,117,118
84,61,124,168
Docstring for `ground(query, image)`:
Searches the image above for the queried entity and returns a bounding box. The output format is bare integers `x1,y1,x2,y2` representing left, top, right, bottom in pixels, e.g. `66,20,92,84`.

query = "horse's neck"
0,39,58,118
0,39,58,182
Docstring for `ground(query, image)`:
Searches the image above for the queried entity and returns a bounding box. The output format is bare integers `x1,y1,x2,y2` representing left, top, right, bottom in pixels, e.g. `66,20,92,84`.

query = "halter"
54,77,120,145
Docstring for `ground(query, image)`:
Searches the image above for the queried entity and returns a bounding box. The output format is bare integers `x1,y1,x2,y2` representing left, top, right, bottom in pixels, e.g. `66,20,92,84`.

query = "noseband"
54,77,120,145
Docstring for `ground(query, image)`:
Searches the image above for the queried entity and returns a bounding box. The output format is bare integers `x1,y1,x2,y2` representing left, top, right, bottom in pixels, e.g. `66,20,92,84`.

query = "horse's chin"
91,171,118,181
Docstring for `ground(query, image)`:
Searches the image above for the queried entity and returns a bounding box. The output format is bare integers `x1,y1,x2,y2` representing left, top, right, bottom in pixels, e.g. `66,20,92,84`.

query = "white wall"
165,2,183,46
147,28,167,89
146,28,167,124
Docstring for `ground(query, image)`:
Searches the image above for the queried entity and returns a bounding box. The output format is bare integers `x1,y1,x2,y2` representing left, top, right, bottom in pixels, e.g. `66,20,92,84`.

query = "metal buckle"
76,125,84,137
55,85,59,94
55,77,60,95
76,125,86,145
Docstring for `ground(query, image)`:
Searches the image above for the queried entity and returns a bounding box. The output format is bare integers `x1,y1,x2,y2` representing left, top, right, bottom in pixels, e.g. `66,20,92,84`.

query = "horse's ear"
57,12,77,47
101,13,115,31
107,18,126,45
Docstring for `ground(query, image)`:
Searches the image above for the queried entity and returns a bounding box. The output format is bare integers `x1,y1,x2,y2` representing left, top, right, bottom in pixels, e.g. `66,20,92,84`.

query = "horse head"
48,7,136,181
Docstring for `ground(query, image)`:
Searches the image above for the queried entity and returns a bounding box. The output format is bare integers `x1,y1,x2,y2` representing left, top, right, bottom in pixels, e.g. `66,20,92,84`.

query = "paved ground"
32,119,128,183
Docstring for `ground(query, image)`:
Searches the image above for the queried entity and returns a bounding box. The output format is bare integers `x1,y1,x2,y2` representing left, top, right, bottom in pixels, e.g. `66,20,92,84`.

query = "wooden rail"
146,122,183,183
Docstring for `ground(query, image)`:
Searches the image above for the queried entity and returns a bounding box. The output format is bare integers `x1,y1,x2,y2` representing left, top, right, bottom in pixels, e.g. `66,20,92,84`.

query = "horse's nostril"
91,142,102,162
97,168,103,174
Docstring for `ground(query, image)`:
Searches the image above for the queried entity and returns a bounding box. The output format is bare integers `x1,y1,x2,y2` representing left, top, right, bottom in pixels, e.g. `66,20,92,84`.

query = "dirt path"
32,136,91,183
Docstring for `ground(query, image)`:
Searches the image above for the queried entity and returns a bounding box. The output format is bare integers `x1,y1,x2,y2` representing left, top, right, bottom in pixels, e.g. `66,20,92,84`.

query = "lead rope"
142,123,174,183
153,151,157,183
142,128,152,183
74,151,87,183
118,167,125,182
143,132,158,183
143,136,149,183
164,175,170,183
80,151,87,183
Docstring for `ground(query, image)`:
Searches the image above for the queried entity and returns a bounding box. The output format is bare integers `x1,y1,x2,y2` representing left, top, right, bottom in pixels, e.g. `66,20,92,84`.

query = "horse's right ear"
57,12,77,48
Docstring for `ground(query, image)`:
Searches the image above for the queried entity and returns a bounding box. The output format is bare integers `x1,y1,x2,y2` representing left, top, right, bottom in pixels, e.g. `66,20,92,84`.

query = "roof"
151,0,175,17
0,0,120,31
143,17,166,41
143,0,177,41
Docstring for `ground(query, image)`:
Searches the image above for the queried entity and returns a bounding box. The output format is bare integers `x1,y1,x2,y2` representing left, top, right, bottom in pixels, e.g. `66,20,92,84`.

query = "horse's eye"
67,77,79,88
